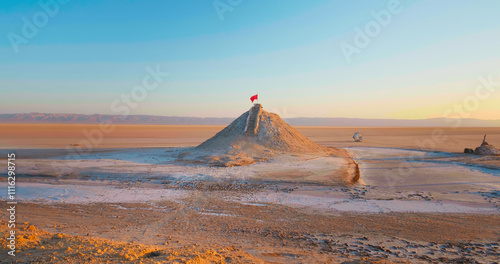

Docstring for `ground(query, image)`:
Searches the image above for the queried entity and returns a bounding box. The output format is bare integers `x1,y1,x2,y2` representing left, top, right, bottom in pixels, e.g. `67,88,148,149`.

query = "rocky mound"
188,104,330,166
475,142,500,155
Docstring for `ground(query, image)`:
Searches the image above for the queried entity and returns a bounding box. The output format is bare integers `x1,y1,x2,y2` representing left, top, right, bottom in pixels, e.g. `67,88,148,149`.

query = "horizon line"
1,112,500,122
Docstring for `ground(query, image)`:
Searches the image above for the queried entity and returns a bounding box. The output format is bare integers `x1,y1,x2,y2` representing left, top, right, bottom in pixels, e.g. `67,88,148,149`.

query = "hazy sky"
1,0,499,119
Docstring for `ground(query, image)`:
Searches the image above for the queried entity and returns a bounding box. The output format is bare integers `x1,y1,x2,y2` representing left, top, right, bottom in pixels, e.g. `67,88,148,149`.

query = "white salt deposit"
0,182,188,204
2,146,498,214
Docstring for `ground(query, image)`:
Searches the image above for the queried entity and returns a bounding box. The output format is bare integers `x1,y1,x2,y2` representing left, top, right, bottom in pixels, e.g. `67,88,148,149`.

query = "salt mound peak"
191,104,330,166
197,104,327,153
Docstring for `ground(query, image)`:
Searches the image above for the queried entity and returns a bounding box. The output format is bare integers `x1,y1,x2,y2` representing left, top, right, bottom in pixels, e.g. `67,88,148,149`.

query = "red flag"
250,94,258,103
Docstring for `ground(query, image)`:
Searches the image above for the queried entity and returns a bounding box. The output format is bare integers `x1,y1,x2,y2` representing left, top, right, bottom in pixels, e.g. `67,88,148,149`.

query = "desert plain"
0,124,499,263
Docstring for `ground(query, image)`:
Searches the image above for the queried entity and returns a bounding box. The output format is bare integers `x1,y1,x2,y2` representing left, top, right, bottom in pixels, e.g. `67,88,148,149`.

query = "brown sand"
1,124,498,153
1,201,499,263
0,124,223,149
298,126,500,153
2,124,498,168
1,124,499,263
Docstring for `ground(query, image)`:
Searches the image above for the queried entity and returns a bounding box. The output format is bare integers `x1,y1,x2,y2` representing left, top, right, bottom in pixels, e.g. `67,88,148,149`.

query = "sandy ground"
0,125,499,263
1,124,499,152
0,124,223,149
300,127,500,153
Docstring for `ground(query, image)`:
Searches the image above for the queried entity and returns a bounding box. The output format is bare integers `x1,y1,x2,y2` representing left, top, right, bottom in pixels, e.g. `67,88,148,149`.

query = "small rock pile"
474,142,500,155
464,135,500,155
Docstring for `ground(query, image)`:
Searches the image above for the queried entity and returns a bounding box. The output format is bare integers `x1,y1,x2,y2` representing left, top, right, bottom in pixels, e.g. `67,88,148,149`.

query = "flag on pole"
250,94,258,103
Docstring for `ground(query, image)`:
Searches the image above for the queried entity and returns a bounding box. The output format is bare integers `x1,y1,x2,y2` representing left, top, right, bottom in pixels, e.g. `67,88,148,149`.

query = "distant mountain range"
1,113,499,127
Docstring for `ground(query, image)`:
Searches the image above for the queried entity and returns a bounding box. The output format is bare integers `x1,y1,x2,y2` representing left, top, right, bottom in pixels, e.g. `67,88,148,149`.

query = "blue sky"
1,0,500,119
